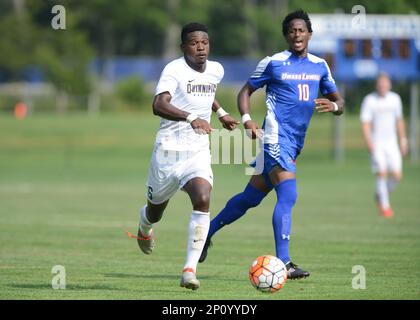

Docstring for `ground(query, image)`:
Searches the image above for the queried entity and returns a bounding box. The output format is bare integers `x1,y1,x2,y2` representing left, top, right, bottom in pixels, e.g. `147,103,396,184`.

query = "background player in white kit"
129,22,239,290
360,73,409,218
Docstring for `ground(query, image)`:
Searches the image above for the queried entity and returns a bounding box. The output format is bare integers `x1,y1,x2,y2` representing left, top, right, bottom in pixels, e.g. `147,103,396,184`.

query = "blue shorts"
250,144,297,189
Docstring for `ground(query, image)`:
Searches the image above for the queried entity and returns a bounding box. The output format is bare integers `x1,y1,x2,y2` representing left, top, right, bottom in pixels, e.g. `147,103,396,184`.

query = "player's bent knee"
192,193,210,211
275,180,297,207
279,190,297,207
377,171,387,178
244,193,264,208
240,183,267,208
392,172,402,181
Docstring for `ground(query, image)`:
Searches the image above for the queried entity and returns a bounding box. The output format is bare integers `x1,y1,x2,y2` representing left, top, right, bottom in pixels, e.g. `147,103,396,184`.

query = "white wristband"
186,113,198,124
241,113,252,124
216,107,229,118
332,102,339,112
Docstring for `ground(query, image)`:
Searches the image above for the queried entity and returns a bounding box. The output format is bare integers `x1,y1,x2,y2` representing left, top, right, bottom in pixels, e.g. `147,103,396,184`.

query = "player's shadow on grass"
10,283,120,290
104,273,209,294
10,284,51,290
104,272,210,280
104,273,215,280
104,272,235,281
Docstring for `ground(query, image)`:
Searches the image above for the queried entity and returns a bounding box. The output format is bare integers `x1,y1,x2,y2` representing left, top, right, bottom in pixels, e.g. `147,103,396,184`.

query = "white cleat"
136,229,155,254
137,206,155,254
180,270,200,290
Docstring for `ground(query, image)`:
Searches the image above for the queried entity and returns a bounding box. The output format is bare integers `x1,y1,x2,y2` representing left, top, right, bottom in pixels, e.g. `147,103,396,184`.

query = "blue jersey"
248,50,337,175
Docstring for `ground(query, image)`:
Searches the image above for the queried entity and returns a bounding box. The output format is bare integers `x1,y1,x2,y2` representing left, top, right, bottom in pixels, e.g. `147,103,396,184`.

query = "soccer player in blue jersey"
199,10,344,279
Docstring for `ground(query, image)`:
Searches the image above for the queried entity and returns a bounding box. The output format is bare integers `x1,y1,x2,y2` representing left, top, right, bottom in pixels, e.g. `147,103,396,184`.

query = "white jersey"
360,91,403,146
154,56,224,151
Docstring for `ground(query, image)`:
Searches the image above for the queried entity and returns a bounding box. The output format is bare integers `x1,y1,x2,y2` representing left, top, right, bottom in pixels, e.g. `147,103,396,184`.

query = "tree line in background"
0,0,418,112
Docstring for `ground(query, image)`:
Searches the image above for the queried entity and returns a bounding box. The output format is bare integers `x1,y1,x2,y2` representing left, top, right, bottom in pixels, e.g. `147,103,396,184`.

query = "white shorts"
371,144,402,174
146,146,213,205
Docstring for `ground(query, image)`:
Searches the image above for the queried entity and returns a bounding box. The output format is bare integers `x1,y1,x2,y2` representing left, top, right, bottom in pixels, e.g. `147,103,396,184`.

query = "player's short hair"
282,9,313,36
377,72,391,81
181,22,208,44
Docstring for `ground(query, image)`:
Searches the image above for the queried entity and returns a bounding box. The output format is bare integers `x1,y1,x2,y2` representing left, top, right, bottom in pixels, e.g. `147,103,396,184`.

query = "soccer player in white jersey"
360,73,408,218
128,22,239,291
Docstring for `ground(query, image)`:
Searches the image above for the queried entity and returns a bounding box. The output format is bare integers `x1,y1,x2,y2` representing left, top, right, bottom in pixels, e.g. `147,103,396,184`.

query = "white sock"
376,177,390,209
139,205,153,236
387,177,399,193
183,210,210,273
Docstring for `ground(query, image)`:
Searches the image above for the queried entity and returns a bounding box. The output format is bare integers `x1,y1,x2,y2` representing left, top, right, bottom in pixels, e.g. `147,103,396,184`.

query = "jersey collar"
181,56,207,74
286,49,309,61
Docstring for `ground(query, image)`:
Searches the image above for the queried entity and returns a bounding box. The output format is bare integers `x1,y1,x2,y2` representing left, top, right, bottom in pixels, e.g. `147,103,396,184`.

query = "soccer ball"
249,255,288,293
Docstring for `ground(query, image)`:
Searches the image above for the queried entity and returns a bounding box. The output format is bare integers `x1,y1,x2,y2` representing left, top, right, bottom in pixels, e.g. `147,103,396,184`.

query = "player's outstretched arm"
314,92,345,115
212,99,240,131
153,92,213,134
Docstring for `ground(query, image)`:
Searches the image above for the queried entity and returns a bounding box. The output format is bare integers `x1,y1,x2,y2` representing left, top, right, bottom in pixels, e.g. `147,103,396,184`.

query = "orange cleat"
380,207,394,218
375,194,394,218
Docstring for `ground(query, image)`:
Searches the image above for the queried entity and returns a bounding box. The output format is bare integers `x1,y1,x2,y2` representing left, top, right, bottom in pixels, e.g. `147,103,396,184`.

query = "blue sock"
272,179,297,265
208,183,267,239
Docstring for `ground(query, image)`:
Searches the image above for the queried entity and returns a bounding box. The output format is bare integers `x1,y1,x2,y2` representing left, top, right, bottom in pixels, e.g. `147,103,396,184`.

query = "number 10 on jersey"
298,84,309,101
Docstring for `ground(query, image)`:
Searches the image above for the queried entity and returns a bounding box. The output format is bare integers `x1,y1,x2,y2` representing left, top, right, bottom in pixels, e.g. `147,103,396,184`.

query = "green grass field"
0,111,419,300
